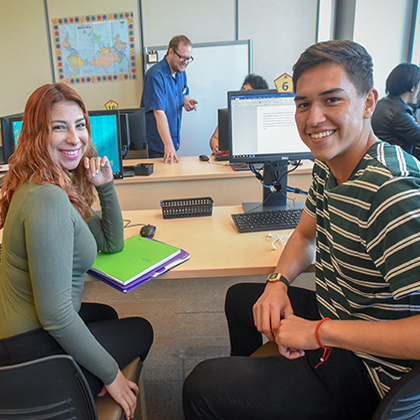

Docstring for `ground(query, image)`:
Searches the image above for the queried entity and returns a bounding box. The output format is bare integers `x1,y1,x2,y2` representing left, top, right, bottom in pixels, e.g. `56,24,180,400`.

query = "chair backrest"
372,365,420,420
0,354,98,420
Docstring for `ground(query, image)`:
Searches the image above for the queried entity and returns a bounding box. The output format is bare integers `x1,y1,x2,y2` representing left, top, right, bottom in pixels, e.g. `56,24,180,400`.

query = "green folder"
90,236,181,285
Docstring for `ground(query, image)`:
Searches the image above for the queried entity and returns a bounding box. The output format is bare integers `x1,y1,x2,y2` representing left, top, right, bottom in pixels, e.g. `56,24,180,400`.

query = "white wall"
353,0,413,99
141,0,235,46
238,0,318,88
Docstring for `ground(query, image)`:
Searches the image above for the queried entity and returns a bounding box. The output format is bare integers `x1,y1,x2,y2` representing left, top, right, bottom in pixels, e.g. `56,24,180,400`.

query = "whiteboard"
144,40,252,157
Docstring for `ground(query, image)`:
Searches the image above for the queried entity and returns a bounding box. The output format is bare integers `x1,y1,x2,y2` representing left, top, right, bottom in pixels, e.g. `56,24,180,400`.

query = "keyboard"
232,208,303,233
215,155,229,161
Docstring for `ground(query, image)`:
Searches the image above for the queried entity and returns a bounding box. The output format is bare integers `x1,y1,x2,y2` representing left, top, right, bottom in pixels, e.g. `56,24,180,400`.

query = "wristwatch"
266,273,290,287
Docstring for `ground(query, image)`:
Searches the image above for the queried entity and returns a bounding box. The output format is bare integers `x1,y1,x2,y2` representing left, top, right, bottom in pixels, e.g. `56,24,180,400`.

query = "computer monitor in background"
88,110,123,179
0,113,23,163
1,111,124,179
217,108,229,153
119,108,148,159
228,89,313,212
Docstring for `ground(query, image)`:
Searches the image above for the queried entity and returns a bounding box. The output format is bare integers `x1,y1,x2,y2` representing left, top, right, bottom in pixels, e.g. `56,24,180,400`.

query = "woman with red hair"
0,83,153,420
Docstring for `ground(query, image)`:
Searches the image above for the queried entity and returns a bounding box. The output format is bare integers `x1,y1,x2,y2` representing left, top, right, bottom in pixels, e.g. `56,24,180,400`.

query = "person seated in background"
371,63,420,156
183,40,420,420
0,83,153,420
209,74,269,156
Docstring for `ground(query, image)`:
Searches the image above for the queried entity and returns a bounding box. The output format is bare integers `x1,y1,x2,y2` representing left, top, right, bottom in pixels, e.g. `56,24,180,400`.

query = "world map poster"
52,12,137,84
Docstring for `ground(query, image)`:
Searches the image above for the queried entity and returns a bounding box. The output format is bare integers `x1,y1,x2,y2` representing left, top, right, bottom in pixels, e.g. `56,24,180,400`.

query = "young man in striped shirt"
183,40,420,420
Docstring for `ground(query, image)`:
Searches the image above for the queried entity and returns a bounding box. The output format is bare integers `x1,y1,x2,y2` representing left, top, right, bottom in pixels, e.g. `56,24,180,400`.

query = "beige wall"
0,0,51,116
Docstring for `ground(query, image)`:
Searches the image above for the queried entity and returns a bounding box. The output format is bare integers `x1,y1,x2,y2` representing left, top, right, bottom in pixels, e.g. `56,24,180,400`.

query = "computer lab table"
88,204,315,281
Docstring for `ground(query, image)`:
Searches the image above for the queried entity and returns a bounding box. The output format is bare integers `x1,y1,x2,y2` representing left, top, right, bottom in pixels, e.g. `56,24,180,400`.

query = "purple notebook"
88,248,190,293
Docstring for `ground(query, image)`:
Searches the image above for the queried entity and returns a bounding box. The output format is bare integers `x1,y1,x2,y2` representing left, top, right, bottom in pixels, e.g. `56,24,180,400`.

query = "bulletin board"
46,0,143,111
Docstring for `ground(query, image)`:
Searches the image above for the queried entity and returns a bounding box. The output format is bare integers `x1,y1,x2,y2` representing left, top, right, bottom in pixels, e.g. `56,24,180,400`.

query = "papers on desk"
88,236,190,293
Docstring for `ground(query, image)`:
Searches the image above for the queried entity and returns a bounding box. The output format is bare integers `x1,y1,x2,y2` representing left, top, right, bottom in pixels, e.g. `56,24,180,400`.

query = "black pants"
183,283,380,420
148,149,164,158
0,302,153,396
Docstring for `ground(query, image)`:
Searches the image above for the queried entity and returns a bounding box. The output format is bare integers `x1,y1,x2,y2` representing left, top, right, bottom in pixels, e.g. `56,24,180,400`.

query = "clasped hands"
253,283,320,360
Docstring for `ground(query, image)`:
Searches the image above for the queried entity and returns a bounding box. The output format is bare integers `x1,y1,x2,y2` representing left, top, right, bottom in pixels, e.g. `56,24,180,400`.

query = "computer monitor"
88,110,123,179
0,113,23,163
1,111,124,179
228,89,313,211
217,108,229,153
119,108,148,159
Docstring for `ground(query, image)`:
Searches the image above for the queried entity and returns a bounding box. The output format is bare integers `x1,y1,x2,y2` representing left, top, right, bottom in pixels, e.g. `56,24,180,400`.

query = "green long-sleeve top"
0,180,124,385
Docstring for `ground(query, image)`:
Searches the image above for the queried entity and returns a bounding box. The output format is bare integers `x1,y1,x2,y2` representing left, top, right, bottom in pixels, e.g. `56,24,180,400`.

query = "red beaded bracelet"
315,317,332,369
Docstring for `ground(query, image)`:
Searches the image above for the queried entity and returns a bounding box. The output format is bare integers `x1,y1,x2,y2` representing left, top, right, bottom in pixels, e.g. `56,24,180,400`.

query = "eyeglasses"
172,49,194,64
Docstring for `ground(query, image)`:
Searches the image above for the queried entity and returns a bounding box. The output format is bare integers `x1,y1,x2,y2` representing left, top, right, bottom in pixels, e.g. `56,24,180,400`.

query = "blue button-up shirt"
141,57,189,154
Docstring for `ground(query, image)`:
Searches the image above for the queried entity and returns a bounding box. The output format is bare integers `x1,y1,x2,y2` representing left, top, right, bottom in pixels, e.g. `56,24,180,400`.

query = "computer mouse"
140,224,156,238
199,154,210,162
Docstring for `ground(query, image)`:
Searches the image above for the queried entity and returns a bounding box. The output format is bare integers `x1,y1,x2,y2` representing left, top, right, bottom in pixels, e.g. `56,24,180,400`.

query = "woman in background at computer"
371,63,420,157
210,74,269,156
0,83,153,420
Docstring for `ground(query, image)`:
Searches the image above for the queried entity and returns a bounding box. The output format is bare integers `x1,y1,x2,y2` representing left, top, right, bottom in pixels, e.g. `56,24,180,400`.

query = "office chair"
371,364,420,420
0,354,98,419
0,354,147,420
252,342,420,420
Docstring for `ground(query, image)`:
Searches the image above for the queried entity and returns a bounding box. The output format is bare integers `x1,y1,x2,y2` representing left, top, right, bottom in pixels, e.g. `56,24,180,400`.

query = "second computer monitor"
228,89,312,164
1,113,23,163
228,89,312,210
217,108,229,153
119,108,148,159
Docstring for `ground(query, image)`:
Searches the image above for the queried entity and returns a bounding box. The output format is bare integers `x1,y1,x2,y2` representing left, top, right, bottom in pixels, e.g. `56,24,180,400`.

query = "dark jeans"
0,302,153,396
183,283,380,420
148,149,164,158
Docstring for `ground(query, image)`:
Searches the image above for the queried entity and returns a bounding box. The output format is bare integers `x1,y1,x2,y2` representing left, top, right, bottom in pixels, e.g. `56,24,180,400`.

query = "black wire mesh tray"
160,197,214,219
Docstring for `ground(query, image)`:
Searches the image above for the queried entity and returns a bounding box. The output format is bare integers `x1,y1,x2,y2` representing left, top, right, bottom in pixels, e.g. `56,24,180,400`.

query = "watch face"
268,273,280,280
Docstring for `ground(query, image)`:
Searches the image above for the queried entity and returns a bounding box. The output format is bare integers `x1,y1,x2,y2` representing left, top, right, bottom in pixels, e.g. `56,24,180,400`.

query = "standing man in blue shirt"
141,35,198,163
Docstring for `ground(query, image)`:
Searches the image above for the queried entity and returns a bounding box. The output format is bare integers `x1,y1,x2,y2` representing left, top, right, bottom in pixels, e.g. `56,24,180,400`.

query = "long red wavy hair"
0,83,97,228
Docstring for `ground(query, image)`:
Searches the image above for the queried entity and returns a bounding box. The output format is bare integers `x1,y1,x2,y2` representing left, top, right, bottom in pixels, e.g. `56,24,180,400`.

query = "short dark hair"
241,74,269,90
167,35,192,54
386,63,420,96
292,40,374,96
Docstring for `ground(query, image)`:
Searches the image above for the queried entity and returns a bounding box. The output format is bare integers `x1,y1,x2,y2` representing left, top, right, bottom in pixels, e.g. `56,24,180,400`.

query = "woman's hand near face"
84,156,113,186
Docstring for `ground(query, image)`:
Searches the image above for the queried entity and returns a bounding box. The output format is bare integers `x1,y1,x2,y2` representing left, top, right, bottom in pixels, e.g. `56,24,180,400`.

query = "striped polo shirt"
305,140,420,397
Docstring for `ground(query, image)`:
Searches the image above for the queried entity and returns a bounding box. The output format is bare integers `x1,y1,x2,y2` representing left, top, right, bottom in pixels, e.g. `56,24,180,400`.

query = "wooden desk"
88,205,314,281
108,156,313,211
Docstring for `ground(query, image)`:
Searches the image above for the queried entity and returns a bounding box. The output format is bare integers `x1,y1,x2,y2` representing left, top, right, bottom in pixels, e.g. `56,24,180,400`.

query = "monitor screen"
89,110,123,179
11,119,23,144
228,89,312,164
1,113,23,163
228,89,312,211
